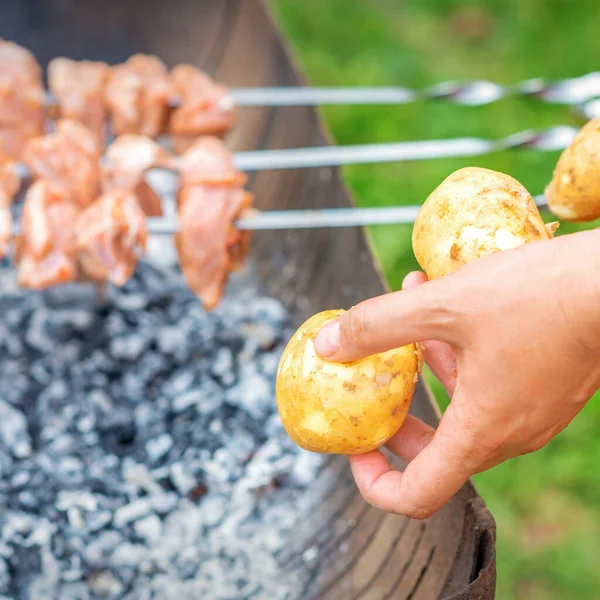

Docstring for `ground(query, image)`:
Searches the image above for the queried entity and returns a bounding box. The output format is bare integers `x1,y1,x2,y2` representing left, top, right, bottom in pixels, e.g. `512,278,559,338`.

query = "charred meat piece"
102,135,169,216
0,156,19,258
169,65,236,152
176,183,253,310
105,54,171,138
18,180,79,289
0,40,45,158
75,189,148,286
48,58,109,144
23,119,101,208
174,136,246,187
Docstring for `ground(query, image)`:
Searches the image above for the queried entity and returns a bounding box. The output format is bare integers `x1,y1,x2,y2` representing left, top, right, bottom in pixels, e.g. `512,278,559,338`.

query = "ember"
0,259,324,598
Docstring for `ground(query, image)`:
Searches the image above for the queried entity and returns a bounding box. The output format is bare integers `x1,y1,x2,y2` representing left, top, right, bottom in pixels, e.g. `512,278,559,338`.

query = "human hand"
314,230,600,519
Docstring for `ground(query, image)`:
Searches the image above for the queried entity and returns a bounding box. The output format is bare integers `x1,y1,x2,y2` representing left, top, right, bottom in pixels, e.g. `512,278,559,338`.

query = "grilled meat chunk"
176,184,253,309
105,54,171,138
75,189,148,286
23,119,101,208
0,40,45,159
102,135,169,216
48,58,109,143
169,65,236,152
18,180,79,289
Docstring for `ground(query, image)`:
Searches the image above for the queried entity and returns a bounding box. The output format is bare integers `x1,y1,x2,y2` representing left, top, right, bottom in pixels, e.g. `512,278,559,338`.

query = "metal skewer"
150,193,550,232
11,195,550,235
13,125,578,185
44,73,600,108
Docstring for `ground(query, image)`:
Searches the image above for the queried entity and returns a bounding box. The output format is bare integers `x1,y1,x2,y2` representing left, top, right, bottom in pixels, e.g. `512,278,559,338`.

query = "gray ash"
0,262,325,599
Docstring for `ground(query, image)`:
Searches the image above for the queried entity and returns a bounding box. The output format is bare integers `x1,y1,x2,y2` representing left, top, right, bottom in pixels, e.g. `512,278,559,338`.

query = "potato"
546,117,600,222
412,167,558,280
276,310,421,455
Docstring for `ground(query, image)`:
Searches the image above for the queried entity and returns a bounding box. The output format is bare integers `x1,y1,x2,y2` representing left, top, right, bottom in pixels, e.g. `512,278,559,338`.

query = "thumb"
350,392,479,518
314,275,462,363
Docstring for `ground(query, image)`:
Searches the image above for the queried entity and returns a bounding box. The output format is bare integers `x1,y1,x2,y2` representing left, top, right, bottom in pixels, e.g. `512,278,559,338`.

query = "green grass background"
269,1,600,598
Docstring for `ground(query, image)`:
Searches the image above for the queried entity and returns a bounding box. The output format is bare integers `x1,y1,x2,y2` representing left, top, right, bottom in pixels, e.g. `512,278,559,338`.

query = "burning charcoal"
88,570,124,598
211,347,234,378
86,511,112,533
0,557,8,591
162,502,204,546
171,383,223,415
197,494,226,527
226,364,271,420
0,261,322,596
112,291,149,312
156,325,189,359
19,490,41,511
0,398,32,459
121,460,163,496
76,415,95,433
56,582,91,599
113,498,152,528
168,463,197,496
25,307,55,351
10,469,31,489
109,333,152,362
134,514,162,547
110,543,147,568
56,490,98,512
148,493,178,516
84,531,123,564
257,350,281,378
145,434,173,464
289,450,324,487
56,456,85,485
161,369,195,398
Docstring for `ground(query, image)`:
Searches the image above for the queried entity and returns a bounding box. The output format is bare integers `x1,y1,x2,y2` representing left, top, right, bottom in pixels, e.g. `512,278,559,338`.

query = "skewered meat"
174,136,252,308
0,126,42,161
105,54,171,138
102,135,169,216
23,119,101,208
48,58,109,144
169,65,236,152
0,40,45,159
0,156,19,258
18,180,80,289
174,136,246,187
176,183,253,309
75,189,148,286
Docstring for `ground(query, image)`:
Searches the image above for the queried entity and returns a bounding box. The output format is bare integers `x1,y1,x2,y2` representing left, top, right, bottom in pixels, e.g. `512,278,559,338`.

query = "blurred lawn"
269,1,600,599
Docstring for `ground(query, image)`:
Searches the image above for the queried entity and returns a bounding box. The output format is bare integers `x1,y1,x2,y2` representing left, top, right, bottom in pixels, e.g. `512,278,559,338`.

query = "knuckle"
525,432,552,454
399,503,436,520
415,429,436,454
340,304,369,346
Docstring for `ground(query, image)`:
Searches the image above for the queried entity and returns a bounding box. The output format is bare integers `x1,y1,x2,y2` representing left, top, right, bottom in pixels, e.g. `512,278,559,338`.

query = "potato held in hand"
276,310,420,455
413,167,557,279
546,117,600,222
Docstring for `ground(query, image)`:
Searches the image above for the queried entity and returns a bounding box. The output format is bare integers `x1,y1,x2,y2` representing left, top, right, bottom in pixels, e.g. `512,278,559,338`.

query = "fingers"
351,398,478,519
419,341,458,396
401,272,458,396
384,414,435,463
314,275,462,362
349,451,404,512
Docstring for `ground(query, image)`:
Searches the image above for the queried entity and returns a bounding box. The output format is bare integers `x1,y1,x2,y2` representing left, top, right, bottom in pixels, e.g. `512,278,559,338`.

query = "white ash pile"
0,261,325,599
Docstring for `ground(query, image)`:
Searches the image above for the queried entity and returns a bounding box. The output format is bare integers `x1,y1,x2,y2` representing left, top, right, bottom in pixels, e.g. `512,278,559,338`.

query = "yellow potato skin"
412,167,557,280
276,310,420,455
546,117,600,222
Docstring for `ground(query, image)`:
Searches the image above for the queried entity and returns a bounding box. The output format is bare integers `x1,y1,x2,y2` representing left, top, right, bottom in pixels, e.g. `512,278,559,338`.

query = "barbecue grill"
0,0,496,598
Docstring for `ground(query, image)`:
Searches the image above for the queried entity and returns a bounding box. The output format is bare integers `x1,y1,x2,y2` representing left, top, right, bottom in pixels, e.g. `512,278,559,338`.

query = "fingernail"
314,320,340,357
